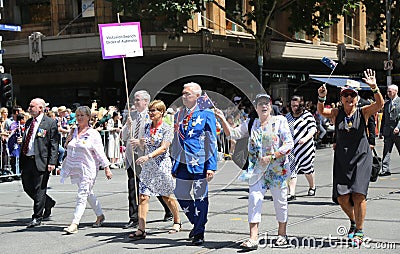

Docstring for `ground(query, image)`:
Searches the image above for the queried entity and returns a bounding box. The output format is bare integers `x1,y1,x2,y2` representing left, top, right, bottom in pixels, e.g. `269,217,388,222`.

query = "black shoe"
192,233,204,246
123,220,138,229
27,218,42,228
188,229,195,239
287,194,296,201
379,171,391,177
43,200,56,219
163,212,173,222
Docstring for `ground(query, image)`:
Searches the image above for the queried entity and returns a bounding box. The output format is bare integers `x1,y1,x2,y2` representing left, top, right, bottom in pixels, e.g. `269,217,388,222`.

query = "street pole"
258,55,263,85
386,0,392,86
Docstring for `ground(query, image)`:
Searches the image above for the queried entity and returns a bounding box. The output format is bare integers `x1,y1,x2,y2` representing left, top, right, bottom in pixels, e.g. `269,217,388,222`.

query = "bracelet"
318,96,326,103
371,87,380,94
147,153,153,159
270,154,276,162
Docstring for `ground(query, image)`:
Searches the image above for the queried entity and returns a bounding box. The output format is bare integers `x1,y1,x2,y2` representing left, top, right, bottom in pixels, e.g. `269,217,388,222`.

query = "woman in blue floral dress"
216,94,294,250
128,100,181,240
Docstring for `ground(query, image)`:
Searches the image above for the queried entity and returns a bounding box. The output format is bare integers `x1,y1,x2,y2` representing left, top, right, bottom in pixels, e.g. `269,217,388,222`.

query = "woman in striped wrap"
285,96,317,201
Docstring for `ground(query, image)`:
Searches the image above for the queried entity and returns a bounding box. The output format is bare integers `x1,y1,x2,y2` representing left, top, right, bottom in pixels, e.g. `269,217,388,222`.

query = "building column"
332,16,345,44
354,5,366,49
207,0,226,35
95,0,113,31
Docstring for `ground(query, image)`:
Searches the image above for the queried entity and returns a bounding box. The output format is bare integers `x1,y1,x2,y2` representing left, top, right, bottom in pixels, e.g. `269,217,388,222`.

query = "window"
344,15,353,44
17,1,51,24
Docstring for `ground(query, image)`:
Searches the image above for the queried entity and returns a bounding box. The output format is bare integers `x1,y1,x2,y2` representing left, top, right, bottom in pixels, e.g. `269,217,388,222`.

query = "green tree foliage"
108,0,360,59
362,0,399,62
109,0,201,38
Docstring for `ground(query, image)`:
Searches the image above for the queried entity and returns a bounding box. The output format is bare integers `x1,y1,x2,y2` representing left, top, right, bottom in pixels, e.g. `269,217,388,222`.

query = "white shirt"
25,113,44,156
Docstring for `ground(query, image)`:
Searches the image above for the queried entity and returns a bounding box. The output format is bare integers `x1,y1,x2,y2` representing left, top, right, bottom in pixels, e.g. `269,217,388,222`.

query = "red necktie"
22,118,36,155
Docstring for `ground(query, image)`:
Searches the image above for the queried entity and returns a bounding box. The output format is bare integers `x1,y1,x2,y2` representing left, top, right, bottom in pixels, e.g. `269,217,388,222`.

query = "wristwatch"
148,153,153,159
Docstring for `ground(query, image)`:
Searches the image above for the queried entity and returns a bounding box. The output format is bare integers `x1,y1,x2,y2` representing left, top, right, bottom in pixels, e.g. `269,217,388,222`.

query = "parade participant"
121,90,172,229
317,69,384,247
60,106,113,234
171,82,218,245
286,95,317,200
18,98,59,228
107,111,122,169
380,84,400,176
128,100,181,240
216,93,294,250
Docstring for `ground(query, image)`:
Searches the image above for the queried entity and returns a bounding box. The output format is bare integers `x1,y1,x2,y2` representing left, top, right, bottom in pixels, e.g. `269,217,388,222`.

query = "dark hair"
289,95,305,115
16,113,25,121
112,111,119,118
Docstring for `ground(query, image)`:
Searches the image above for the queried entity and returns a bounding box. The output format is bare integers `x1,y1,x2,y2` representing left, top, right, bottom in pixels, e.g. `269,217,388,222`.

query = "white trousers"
72,181,103,225
248,179,288,223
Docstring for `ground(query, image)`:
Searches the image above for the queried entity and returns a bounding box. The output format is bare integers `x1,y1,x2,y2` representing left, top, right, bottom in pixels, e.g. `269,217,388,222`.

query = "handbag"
370,148,381,182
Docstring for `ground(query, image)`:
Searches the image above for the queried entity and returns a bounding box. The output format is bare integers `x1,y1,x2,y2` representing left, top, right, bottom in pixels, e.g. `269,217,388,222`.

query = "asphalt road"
0,139,399,253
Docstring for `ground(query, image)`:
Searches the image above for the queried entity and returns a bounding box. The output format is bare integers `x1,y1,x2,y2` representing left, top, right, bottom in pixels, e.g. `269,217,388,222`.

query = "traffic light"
1,73,13,108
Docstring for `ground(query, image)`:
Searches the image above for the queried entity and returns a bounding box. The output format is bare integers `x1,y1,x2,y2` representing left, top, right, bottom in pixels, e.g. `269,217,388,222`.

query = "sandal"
128,228,146,241
240,239,258,250
287,194,296,201
308,187,316,196
64,224,78,234
92,214,105,228
307,187,317,196
168,222,182,234
274,235,289,248
348,222,356,239
351,230,364,247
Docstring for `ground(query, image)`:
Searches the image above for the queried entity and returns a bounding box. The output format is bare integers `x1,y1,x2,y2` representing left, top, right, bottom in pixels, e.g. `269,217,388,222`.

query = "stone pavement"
0,139,399,253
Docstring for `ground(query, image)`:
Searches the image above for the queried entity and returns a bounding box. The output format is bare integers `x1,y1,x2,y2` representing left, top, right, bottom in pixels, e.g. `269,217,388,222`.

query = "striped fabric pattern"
286,110,317,175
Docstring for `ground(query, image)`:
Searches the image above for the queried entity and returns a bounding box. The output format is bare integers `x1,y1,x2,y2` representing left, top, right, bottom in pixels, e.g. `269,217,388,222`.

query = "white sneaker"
109,164,118,169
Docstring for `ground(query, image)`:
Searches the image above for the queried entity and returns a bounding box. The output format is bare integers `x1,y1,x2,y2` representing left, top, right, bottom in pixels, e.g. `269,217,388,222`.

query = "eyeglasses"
341,92,357,98
257,101,270,106
148,109,159,113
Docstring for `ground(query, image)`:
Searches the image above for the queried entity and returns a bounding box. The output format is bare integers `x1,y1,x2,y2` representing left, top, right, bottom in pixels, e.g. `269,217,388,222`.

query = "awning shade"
310,76,370,90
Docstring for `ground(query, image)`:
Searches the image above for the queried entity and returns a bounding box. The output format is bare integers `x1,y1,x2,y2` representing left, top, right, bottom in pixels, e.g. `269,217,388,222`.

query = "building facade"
0,0,395,108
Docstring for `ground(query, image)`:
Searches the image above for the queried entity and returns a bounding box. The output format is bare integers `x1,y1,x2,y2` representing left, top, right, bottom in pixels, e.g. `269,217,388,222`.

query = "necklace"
344,109,356,129
150,120,162,136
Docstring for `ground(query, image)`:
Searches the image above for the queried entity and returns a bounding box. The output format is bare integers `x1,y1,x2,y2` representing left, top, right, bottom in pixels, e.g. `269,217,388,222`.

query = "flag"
321,57,337,70
197,92,215,110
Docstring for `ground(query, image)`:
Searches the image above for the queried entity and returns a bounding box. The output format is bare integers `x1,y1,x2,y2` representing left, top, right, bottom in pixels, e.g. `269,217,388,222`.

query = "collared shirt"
25,113,44,156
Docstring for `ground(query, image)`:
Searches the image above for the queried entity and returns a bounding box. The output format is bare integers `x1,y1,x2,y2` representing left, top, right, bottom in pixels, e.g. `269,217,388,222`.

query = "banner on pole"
98,22,143,59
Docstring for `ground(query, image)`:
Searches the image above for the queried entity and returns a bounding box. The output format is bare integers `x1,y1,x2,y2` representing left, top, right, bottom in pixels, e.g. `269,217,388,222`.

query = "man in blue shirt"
171,82,218,245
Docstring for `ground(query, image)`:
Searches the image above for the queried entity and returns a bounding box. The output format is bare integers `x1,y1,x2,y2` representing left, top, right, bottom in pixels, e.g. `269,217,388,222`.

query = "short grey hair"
134,90,151,102
33,98,46,109
76,106,91,117
183,82,202,96
388,84,398,92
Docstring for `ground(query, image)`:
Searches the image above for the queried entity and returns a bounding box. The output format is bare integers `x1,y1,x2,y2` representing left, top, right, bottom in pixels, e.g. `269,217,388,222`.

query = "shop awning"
310,76,370,90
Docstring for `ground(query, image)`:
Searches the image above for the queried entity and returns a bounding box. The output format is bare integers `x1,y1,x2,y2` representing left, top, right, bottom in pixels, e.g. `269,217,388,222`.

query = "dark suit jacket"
20,114,59,171
380,97,400,137
357,97,376,146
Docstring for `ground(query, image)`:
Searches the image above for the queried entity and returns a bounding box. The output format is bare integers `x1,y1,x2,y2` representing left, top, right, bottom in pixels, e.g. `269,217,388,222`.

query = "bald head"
28,98,46,117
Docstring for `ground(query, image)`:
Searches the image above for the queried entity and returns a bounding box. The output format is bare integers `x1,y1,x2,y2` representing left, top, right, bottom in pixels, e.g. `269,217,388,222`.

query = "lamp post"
386,0,392,86
258,55,263,85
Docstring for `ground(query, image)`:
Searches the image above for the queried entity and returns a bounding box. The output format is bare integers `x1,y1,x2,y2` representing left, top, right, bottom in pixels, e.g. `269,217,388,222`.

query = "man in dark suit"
121,90,172,229
380,85,400,176
171,82,218,245
18,98,59,228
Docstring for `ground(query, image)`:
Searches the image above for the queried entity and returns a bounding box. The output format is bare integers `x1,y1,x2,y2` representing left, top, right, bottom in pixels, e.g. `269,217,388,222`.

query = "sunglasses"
341,92,357,98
